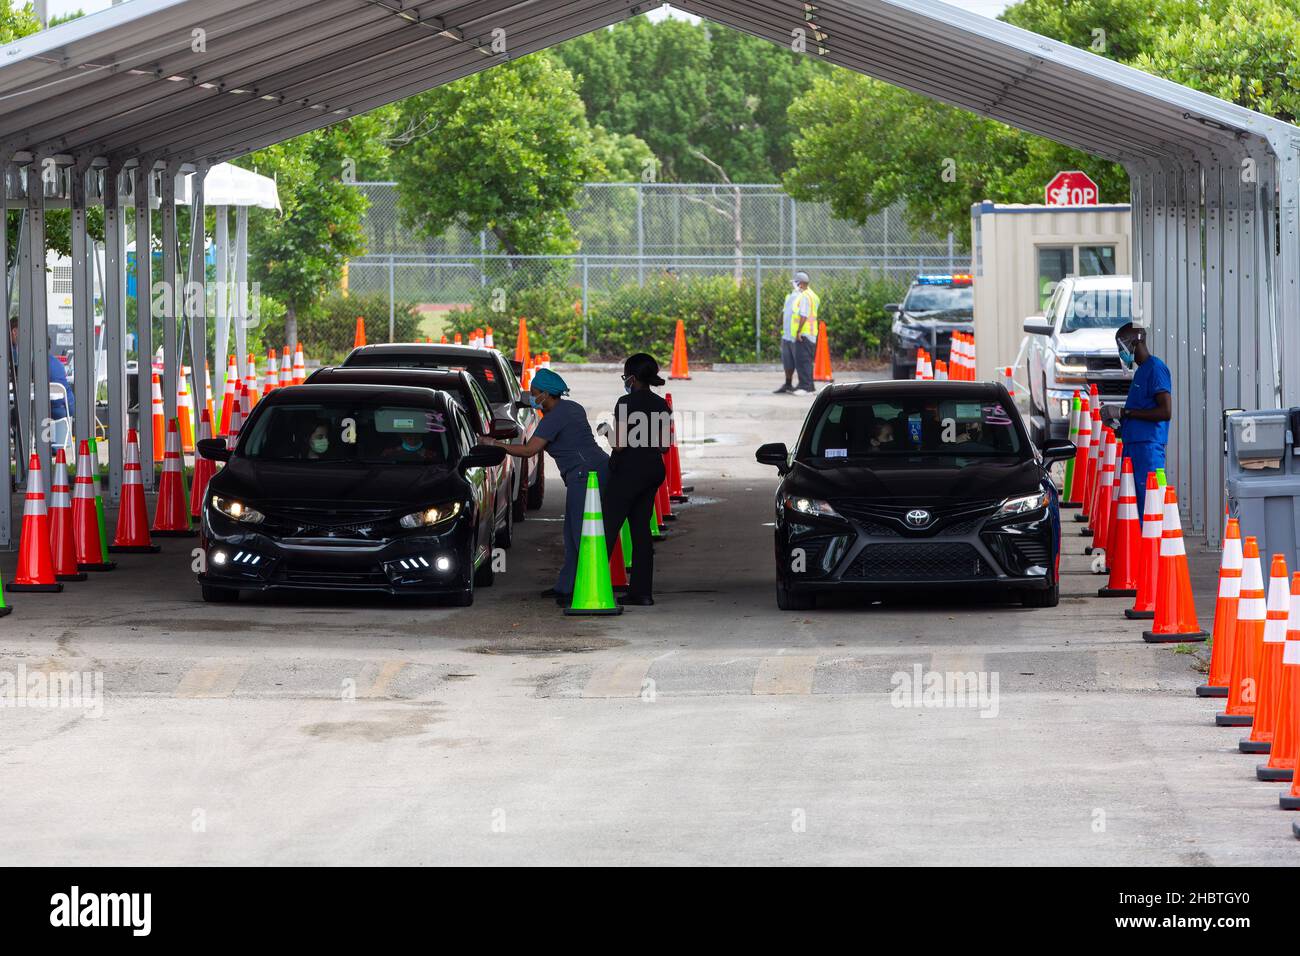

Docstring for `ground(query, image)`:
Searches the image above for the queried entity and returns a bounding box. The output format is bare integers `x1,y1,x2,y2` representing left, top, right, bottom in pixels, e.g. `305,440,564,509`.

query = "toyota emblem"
905,509,932,527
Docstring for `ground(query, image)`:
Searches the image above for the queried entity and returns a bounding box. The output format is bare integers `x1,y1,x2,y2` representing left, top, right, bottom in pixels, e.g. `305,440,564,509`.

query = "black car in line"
755,380,1074,610
305,365,518,549
340,343,544,520
886,274,975,380
196,384,506,606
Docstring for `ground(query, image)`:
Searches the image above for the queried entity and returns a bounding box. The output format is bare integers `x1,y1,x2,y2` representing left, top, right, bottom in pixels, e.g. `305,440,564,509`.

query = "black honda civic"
756,380,1074,610
196,384,505,606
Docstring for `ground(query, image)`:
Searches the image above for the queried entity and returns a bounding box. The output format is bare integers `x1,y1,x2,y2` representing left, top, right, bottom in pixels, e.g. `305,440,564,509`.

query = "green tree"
391,53,604,258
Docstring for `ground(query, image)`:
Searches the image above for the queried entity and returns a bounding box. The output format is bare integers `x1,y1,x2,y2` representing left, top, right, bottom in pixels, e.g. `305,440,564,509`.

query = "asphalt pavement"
0,368,1290,865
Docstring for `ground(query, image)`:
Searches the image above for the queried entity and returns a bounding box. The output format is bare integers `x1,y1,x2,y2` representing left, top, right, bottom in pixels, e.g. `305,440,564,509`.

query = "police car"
885,274,975,380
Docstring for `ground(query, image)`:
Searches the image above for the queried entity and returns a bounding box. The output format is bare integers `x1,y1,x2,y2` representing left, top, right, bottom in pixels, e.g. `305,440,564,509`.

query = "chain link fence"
332,183,965,364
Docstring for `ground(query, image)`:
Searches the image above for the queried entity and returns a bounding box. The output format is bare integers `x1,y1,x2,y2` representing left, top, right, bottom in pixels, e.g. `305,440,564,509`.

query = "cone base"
1061,501,1081,509
152,529,197,537
1098,586,1137,597
9,583,63,593
1216,713,1253,727
670,495,689,503
1080,529,1094,538
1072,513,1088,523
1258,765,1292,781
77,561,117,572
0,606,9,616
668,375,691,381
1281,794,1300,810
563,606,624,616
1142,629,1207,643
661,514,678,522
1196,684,1229,698
680,485,695,494
1293,820,1300,839
56,572,88,582
1240,739,1271,755
109,544,162,554
1124,608,1155,620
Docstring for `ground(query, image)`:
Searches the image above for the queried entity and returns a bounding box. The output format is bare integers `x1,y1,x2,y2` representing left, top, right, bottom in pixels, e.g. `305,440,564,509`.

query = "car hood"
901,311,973,328
209,458,468,511
784,455,1040,505
1056,327,1124,354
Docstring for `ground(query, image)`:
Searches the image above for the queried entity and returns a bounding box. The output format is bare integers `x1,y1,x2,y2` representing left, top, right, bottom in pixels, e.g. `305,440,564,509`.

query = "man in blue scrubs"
1106,322,1171,518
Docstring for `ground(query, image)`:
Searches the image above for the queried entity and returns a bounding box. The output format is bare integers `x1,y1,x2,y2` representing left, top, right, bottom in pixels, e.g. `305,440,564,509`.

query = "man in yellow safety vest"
775,271,820,395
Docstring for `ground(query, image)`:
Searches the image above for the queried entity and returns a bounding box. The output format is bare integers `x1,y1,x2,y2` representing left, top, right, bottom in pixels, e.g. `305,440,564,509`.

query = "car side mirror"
1040,438,1075,464
462,445,507,470
884,303,901,314
197,437,231,462
1023,316,1054,336
756,442,790,472
490,418,520,441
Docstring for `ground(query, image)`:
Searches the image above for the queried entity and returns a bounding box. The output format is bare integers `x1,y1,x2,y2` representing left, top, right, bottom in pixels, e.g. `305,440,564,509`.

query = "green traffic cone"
1063,395,1080,501
0,567,11,616
1156,468,1167,487
620,520,633,569
565,471,622,616
88,436,111,563
650,497,665,541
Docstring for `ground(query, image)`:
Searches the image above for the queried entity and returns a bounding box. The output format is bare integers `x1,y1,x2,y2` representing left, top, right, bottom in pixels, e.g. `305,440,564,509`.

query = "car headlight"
1054,358,1088,382
783,495,842,519
399,502,463,529
210,495,265,524
996,491,1049,518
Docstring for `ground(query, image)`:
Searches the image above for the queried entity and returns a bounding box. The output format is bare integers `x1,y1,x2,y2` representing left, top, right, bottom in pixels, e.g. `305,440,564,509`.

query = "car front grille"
1012,538,1053,568
834,499,999,536
278,563,389,587
844,543,993,581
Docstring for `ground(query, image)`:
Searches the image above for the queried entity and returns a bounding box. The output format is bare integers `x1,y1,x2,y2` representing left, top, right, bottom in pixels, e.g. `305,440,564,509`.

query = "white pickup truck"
1021,274,1134,446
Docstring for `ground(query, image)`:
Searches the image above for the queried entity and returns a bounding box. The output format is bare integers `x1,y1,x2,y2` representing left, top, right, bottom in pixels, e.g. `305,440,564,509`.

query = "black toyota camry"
196,384,505,606
756,380,1074,610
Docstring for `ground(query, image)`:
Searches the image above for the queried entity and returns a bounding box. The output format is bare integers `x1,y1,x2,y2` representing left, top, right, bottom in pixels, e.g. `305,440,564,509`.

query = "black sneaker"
617,594,655,607
773,384,795,394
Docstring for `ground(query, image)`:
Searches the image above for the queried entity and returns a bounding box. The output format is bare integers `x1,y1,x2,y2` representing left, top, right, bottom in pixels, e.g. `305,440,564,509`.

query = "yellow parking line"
174,659,249,699
753,655,818,695
361,661,407,698
582,660,653,698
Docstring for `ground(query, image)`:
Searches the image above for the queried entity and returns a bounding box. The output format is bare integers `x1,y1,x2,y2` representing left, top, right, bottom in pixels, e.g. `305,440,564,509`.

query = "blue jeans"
1126,441,1166,519
557,461,610,595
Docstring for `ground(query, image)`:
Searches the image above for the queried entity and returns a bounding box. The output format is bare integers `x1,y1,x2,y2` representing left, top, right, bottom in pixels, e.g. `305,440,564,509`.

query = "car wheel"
201,584,239,603
527,463,545,510
449,586,474,607
890,350,909,381
495,493,514,549
776,581,816,611
473,546,496,587
1021,582,1059,608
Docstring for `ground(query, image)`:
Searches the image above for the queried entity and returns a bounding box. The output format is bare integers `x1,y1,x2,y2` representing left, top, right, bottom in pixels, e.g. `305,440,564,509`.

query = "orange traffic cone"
280,346,292,387
1143,485,1208,643
1126,473,1164,620
1261,573,1300,781
204,361,218,424
72,440,114,571
934,359,949,381
244,353,259,406
1198,517,1242,697
354,316,367,348
1077,407,1102,525
1067,395,1091,506
469,328,481,349
1099,457,1140,596
150,373,165,463
1084,428,1116,550
1243,554,1291,754
485,327,495,350
292,343,306,385
656,467,675,522
669,319,691,380
264,348,279,397
110,428,159,553
48,448,86,582
177,367,195,453
439,334,448,344
454,332,463,345
609,534,629,591
191,409,217,520
152,419,194,537
1219,536,1264,726
10,453,62,592
814,322,833,382
514,318,530,363
226,395,244,451
665,393,687,502
219,355,237,437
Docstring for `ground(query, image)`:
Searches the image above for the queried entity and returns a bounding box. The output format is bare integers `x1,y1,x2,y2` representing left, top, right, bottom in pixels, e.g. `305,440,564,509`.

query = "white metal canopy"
1,0,1298,549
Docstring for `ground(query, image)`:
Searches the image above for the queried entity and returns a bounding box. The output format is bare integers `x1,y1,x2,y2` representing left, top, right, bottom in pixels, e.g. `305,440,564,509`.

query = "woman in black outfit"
602,353,671,606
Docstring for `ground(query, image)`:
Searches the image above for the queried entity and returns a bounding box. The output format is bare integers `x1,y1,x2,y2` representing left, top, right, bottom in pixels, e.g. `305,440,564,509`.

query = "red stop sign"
1045,171,1099,206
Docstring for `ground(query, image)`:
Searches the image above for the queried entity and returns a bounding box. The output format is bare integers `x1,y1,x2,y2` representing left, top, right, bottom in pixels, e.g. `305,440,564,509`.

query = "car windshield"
804,395,1022,459
346,353,509,403
1061,287,1131,333
902,285,973,314
240,402,453,464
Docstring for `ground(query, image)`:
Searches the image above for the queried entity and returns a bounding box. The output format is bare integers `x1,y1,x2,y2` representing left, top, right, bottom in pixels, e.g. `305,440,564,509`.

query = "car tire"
201,584,239,603
495,493,514,549
527,463,545,510
1021,582,1060,608
450,586,474,607
776,581,816,611
890,351,909,381
473,548,496,587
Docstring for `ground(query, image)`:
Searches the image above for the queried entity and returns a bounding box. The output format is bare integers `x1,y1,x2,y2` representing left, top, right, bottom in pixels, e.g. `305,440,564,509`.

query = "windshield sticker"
907,416,923,445
954,402,983,420
827,404,844,424
824,448,847,458
983,404,1013,426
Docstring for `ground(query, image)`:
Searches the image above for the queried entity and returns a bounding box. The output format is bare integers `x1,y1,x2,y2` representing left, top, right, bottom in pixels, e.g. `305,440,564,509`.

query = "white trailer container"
970,201,1131,381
